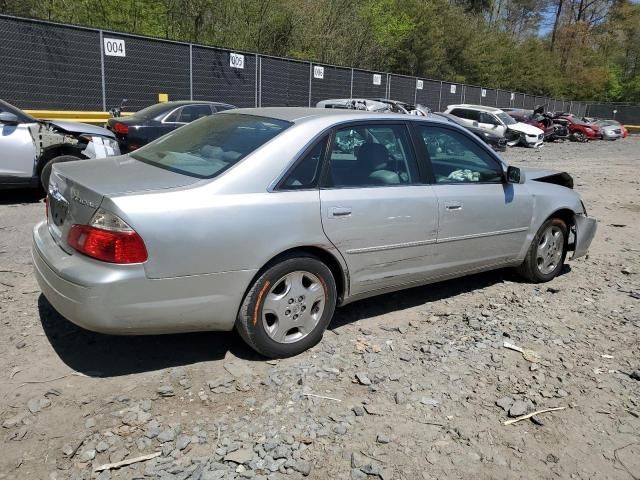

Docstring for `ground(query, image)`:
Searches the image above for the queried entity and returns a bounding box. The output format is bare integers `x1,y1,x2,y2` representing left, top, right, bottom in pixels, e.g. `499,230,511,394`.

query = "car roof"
221,107,450,125
447,104,503,114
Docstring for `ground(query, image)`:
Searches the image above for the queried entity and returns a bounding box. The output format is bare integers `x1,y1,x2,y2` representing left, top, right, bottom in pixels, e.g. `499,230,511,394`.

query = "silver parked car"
32,108,597,357
0,99,120,190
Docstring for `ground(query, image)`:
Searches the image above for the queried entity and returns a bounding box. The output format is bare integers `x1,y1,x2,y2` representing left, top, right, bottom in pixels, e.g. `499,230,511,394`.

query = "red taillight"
67,225,147,264
113,122,129,135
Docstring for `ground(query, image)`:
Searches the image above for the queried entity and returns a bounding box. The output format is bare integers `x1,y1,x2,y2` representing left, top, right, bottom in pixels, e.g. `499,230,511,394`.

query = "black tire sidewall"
527,218,568,282
40,155,82,190
238,256,337,358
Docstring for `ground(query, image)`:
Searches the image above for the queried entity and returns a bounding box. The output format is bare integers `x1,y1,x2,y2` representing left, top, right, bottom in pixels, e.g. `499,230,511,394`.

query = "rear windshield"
130,113,291,178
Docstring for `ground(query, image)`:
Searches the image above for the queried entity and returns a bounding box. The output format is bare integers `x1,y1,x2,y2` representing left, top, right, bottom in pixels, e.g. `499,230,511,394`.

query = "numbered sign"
103,38,126,57
510,92,515,101
481,89,487,98
416,79,424,90
373,74,382,86
450,84,456,94
230,53,245,69
313,66,324,79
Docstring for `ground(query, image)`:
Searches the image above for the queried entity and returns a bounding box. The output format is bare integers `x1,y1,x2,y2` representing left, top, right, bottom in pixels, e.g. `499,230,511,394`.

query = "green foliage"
1,0,639,101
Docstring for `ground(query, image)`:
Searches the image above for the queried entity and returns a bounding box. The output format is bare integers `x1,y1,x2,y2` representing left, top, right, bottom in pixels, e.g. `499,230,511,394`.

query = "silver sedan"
32,108,597,357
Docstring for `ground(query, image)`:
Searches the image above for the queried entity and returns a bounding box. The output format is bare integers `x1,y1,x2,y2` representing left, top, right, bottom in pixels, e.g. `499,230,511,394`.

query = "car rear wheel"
236,254,337,358
517,218,568,283
40,155,81,190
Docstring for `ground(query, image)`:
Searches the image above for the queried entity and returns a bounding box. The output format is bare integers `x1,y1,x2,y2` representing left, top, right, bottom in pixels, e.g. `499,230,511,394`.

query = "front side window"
326,124,419,187
417,126,503,184
479,112,499,125
131,113,291,178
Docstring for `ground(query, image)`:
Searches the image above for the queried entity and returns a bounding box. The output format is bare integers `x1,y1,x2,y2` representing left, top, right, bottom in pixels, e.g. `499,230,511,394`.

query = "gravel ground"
1,138,639,480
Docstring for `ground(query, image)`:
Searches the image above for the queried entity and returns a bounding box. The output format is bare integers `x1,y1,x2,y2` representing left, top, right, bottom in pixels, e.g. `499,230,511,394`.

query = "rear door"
319,121,439,295
414,123,532,272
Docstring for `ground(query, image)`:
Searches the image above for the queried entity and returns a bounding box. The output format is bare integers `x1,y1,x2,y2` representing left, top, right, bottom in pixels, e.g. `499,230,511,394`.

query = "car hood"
508,122,543,135
48,120,115,138
53,154,202,197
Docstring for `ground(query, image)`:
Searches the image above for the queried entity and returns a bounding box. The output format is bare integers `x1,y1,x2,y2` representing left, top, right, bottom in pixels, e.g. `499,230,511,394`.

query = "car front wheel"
236,254,337,358
517,218,568,283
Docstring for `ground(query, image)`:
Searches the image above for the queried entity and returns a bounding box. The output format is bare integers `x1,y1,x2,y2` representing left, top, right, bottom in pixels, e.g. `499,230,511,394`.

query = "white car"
444,104,544,148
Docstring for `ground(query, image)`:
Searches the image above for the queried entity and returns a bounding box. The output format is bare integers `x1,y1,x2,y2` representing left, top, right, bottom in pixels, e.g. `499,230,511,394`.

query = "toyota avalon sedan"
33,108,596,358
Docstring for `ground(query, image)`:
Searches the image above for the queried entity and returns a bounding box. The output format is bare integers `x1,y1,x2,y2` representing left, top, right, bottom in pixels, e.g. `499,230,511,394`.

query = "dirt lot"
1,138,639,480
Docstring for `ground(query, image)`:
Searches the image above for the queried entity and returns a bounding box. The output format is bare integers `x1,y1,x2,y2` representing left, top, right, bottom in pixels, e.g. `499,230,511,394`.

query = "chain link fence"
0,14,611,120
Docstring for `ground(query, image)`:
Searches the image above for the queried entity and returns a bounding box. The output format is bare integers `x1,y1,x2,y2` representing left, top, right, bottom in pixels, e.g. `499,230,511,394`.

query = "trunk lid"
47,155,201,252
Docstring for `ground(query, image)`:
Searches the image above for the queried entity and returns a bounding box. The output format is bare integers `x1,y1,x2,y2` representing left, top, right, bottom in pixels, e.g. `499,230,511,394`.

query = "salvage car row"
0,97,628,192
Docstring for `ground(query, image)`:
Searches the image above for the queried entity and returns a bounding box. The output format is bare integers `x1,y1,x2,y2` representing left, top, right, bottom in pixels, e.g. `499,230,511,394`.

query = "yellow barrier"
24,110,133,124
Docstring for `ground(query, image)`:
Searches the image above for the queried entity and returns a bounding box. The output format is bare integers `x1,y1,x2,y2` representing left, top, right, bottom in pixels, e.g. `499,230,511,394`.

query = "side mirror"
506,166,525,184
0,112,20,125
472,121,479,127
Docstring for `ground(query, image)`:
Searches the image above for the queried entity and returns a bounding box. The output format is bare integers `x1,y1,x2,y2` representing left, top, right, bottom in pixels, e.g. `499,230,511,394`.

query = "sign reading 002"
230,53,245,69
103,38,126,57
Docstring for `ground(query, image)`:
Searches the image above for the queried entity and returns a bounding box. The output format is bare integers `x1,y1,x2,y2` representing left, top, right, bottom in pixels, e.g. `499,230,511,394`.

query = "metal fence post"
386,73,390,99
438,81,443,111
414,78,417,106
189,44,193,101
350,68,354,98
255,54,259,108
258,56,262,107
308,62,312,107
99,30,106,111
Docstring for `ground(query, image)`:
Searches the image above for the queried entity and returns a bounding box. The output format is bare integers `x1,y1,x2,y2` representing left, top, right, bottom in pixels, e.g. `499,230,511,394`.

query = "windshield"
496,112,516,125
131,113,291,178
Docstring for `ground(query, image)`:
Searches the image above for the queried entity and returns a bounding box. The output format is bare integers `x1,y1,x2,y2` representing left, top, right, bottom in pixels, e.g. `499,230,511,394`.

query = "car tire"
40,155,82,190
236,254,337,358
517,218,568,283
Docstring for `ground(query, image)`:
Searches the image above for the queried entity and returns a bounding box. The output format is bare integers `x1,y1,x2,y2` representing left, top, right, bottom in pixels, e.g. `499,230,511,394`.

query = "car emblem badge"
71,188,98,208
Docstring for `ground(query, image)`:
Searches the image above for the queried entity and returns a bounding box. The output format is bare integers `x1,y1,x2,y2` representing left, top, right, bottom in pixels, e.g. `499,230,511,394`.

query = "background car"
433,112,506,151
444,104,544,147
592,119,624,140
106,100,236,152
556,114,600,142
33,108,596,358
316,98,390,112
0,99,120,190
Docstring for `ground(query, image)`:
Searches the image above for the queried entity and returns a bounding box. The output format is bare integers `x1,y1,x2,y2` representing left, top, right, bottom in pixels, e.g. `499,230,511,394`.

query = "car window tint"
451,109,479,121
417,126,503,184
280,136,328,190
179,105,213,123
326,124,419,188
130,114,291,179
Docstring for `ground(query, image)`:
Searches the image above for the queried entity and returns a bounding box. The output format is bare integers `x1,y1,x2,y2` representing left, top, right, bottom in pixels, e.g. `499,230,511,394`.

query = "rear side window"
131,114,291,179
178,105,213,122
450,109,479,121
326,124,419,187
279,136,328,190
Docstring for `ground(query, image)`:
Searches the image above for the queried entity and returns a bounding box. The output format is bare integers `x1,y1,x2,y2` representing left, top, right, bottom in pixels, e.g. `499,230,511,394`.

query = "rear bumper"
32,221,255,334
572,214,597,259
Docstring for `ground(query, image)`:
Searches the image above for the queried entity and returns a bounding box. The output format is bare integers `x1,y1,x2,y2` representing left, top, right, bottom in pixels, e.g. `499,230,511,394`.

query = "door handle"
445,201,462,211
330,207,352,217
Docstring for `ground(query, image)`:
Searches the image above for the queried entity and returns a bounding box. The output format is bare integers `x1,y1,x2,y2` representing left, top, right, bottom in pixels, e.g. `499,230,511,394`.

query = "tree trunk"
551,0,564,51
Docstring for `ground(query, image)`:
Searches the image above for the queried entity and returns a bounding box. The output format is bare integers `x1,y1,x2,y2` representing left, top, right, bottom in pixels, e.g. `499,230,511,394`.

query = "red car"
560,115,601,142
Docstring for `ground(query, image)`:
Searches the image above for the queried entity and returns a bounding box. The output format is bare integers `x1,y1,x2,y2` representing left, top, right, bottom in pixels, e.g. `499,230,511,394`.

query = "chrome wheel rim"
536,225,564,275
262,271,326,344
